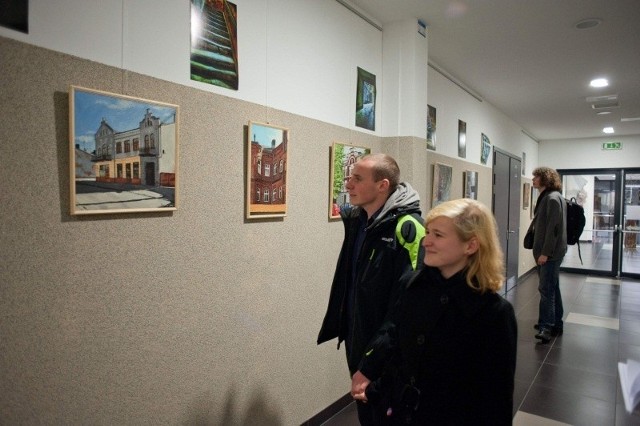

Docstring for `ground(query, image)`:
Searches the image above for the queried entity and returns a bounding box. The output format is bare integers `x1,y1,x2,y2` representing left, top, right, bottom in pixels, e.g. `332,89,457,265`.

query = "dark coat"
530,189,567,260
361,267,517,425
317,184,424,374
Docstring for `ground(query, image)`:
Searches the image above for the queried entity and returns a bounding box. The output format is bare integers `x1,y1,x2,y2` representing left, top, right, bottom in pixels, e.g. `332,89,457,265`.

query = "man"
530,166,567,344
317,153,425,425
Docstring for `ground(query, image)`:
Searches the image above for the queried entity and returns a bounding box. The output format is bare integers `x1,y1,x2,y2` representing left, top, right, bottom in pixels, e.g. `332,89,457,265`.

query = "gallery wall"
1,1,606,424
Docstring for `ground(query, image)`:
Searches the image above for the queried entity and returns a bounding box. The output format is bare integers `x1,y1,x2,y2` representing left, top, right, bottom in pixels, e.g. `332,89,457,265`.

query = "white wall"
539,135,640,169
0,0,383,134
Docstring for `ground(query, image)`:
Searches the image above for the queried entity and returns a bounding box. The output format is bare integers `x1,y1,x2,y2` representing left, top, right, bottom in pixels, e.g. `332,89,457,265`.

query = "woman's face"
422,216,475,279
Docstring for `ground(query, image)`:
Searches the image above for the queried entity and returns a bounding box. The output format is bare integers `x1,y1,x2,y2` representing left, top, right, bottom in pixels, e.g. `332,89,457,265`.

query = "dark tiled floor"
319,272,640,425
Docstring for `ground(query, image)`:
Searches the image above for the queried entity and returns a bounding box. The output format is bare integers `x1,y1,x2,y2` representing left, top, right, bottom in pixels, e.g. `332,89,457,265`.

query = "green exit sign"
602,142,622,150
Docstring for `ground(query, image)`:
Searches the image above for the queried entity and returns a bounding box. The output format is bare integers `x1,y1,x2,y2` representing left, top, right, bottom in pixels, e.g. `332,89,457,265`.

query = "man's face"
345,159,387,211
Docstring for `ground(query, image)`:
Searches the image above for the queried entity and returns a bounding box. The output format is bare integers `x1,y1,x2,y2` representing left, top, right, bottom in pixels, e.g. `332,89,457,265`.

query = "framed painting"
523,182,531,209
246,121,289,219
530,187,539,219
427,104,436,151
464,170,478,200
355,67,376,131
329,142,371,219
458,119,467,158
190,0,238,90
69,86,179,215
481,133,491,165
432,162,453,207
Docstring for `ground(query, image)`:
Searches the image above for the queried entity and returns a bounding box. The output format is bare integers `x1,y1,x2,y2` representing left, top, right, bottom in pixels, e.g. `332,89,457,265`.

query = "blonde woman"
352,199,517,425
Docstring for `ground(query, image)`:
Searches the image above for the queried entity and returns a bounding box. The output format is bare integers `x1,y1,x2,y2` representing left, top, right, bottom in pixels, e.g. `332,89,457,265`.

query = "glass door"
559,168,640,279
621,170,640,277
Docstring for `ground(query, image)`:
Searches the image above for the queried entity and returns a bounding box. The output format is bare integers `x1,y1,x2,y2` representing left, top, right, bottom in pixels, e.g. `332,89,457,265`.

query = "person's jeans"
537,258,564,331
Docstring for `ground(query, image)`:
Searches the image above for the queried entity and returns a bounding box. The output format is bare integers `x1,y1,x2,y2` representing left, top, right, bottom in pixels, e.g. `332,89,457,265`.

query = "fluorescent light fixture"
596,111,612,115
590,78,609,88
621,117,640,122
603,127,615,134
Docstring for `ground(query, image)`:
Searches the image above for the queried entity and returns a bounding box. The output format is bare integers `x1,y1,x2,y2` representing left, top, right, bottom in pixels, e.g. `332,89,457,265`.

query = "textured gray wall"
0,36,490,425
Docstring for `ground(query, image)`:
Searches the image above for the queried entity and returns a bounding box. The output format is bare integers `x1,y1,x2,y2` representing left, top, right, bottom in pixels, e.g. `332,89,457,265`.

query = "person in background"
317,153,425,425
530,166,567,343
351,198,517,425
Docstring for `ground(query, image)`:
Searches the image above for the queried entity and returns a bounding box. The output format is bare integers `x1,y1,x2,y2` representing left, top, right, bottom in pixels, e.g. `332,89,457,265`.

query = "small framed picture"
329,142,371,219
432,162,453,207
463,171,478,200
523,183,531,209
69,86,179,215
246,121,289,219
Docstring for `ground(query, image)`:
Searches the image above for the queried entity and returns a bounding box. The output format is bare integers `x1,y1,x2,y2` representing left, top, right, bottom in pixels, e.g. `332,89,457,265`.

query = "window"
264,189,269,202
117,164,123,178
257,158,262,175
126,163,131,178
133,138,139,151
273,189,277,201
124,140,131,153
265,164,270,177
273,162,278,175
256,188,260,201
279,186,283,199
279,159,284,173
116,142,122,154
150,133,155,148
133,162,139,178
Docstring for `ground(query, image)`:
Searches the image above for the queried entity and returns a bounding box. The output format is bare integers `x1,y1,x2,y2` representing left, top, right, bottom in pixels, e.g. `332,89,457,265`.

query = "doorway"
493,148,521,293
558,168,640,279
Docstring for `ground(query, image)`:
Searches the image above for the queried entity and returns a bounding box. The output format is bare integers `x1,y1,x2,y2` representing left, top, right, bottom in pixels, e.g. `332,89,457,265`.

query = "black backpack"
565,197,586,263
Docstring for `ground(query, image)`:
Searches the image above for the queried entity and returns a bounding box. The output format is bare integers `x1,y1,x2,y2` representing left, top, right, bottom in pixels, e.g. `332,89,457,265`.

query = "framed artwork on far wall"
530,187,539,219
458,119,467,158
523,183,531,209
481,133,491,165
432,162,453,208
246,121,289,219
427,104,437,151
69,86,179,216
464,171,478,200
329,142,371,219
355,67,376,131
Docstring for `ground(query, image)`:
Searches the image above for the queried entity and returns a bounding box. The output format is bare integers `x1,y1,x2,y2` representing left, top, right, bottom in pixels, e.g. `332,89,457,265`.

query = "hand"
351,370,370,402
537,254,548,265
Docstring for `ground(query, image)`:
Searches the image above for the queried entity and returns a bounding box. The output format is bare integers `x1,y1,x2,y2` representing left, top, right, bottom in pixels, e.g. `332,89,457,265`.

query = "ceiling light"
575,18,602,30
590,78,608,88
621,117,640,122
603,127,614,134
596,111,612,115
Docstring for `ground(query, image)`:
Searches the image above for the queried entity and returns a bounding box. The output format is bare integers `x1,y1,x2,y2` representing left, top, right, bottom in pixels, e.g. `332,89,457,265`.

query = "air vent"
586,94,619,110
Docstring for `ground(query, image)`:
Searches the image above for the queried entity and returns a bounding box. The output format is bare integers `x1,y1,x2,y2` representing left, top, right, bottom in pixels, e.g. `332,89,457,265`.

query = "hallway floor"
320,272,640,425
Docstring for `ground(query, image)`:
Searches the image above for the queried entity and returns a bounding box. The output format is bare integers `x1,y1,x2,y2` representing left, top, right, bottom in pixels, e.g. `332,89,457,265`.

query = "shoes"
535,328,552,343
533,324,563,336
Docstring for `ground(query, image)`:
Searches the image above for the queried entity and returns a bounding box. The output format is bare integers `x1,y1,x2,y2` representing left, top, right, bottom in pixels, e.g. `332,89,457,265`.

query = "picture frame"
523,183,531,209
432,162,453,207
355,67,376,131
427,104,436,151
463,170,478,200
329,142,371,219
190,0,239,90
458,119,467,158
69,86,179,215
530,187,539,219
481,133,491,165
246,121,289,219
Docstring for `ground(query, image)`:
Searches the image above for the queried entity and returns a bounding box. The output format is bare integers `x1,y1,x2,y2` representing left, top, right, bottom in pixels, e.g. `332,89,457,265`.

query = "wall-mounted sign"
602,142,622,150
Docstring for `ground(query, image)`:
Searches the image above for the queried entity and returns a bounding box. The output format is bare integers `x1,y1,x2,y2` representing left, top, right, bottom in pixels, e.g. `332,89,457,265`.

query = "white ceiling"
344,0,640,142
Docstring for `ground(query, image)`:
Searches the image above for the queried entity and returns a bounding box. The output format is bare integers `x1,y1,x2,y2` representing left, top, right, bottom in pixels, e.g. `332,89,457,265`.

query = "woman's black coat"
361,266,518,425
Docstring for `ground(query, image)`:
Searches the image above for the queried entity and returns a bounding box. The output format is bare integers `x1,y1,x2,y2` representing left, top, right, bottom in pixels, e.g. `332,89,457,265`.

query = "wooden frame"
69,86,179,215
246,121,289,219
432,162,453,207
464,170,478,200
329,142,371,219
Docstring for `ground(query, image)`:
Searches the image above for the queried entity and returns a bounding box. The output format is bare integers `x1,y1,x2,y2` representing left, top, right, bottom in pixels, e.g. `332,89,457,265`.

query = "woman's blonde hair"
426,198,505,293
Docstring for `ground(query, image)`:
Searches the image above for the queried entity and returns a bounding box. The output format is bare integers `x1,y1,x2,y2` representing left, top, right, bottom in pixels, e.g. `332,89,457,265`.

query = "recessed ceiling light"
596,111,612,115
575,18,602,30
603,127,614,134
590,78,608,88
